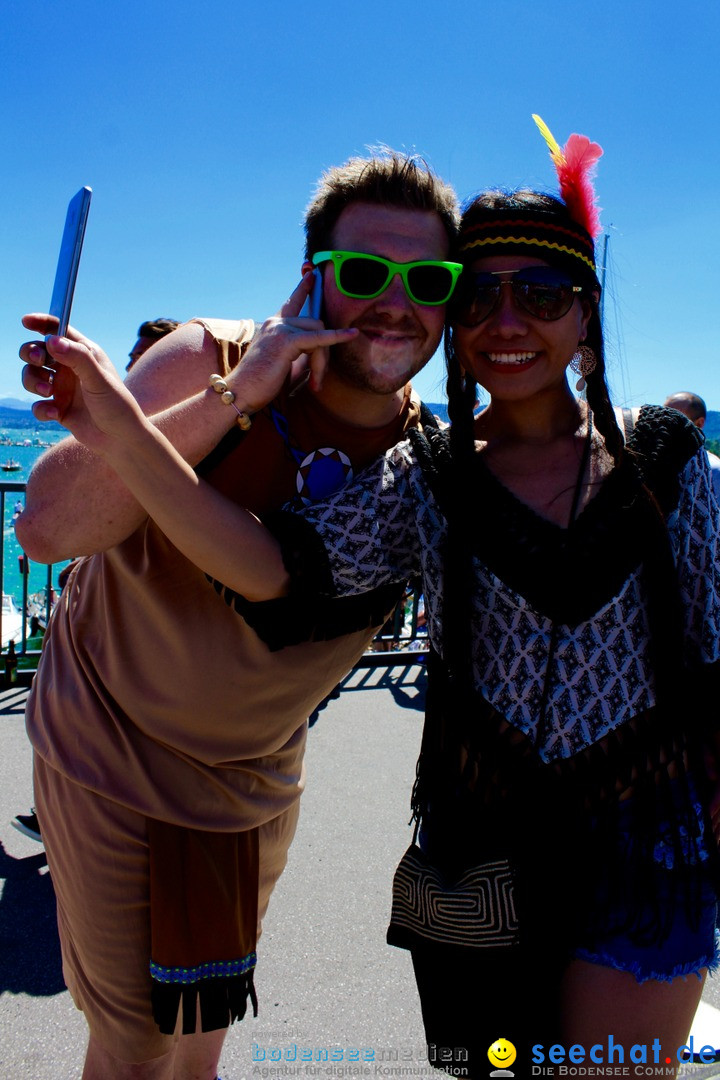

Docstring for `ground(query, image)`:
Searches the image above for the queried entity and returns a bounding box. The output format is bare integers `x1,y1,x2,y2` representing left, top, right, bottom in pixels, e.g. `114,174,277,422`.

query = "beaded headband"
458,116,604,284
458,209,597,274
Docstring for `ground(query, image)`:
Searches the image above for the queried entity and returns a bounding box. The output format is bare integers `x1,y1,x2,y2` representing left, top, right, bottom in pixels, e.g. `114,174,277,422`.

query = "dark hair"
137,318,180,342
446,189,623,467
303,148,459,259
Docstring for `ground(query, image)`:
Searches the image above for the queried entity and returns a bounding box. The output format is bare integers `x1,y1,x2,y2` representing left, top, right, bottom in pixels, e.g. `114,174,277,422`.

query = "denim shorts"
574,787,720,982
574,873,719,982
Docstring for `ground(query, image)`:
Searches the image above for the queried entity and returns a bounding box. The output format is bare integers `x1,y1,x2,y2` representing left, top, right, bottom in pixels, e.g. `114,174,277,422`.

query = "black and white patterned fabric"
668,450,720,666
295,412,720,765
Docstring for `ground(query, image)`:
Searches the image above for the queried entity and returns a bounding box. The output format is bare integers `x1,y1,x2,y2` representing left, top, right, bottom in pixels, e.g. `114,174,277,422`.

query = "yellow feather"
532,114,565,165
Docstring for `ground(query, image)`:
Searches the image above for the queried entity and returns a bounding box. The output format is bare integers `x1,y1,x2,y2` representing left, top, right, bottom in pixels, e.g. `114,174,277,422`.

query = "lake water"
0,430,69,610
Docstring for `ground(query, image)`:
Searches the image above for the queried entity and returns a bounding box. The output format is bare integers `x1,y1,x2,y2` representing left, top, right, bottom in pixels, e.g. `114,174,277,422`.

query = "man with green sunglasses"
296,171,460,418
18,149,459,1078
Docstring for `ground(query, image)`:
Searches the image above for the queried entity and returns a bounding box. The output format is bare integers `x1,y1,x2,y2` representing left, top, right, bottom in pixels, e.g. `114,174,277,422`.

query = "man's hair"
664,392,706,423
137,318,180,342
303,148,459,258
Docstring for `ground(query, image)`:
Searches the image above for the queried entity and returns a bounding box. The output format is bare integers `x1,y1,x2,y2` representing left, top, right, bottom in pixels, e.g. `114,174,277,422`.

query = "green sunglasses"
312,250,463,306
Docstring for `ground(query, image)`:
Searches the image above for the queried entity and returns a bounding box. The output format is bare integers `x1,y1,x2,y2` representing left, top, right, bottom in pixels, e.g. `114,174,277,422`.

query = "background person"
17,151,459,1080
127,318,181,370
664,391,720,502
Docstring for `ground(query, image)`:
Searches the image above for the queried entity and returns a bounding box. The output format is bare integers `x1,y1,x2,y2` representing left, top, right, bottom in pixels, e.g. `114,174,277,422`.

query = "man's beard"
328,317,431,396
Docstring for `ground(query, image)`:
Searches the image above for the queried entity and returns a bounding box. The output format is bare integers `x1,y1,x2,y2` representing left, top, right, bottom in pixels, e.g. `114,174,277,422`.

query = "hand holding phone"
48,186,92,340
20,186,92,419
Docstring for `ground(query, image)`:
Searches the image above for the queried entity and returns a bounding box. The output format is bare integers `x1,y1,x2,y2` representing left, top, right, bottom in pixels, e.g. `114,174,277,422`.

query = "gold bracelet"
209,374,252,430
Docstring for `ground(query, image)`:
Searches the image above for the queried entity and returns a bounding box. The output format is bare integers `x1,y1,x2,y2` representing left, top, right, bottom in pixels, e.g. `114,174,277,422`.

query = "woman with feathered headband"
394,122,720,1072
22,118,720,1076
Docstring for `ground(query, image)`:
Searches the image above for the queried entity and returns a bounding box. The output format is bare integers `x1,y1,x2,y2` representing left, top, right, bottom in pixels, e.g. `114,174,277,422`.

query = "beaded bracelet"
209,374,252,430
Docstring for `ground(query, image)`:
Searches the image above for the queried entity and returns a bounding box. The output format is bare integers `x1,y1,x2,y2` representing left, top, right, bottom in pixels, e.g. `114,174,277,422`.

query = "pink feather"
555,133,604,239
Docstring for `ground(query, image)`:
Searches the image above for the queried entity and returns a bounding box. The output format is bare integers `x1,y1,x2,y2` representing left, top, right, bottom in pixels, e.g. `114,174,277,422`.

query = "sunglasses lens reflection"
453,274,499,324
453,268,579,325
516,271,575,320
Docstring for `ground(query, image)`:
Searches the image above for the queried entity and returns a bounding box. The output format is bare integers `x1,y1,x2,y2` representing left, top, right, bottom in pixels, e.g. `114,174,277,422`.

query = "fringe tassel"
151,971,258,1035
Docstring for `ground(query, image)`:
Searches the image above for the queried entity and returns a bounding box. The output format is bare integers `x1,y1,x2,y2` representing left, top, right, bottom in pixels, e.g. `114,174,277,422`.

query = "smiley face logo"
487,1039,517,1072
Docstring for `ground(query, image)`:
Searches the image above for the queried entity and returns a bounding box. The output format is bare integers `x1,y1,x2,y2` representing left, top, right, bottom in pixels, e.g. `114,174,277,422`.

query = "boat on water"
1,593,24,646
1,460,21,472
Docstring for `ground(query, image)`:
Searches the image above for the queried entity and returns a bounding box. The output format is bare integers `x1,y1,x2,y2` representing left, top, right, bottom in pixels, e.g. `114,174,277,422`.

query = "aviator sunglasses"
451,266,584,327
312,250,463,306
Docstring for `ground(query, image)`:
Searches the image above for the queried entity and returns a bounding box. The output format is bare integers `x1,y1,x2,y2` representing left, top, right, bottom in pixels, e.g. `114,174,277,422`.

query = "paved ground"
0,670,718,1079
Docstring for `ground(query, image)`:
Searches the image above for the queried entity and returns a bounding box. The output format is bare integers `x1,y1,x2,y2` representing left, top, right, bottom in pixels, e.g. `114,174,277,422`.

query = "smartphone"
48,186,92,339
299,267,323,320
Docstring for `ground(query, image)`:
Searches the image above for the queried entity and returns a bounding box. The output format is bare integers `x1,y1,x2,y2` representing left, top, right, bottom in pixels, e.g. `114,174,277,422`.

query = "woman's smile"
485,350,539,367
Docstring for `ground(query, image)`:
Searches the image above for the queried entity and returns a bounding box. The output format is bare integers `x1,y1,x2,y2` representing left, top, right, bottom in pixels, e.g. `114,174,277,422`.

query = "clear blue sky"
2,0,719,409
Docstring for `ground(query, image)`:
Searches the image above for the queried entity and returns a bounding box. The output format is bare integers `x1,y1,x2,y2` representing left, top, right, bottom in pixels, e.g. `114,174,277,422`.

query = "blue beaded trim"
150,952,257,985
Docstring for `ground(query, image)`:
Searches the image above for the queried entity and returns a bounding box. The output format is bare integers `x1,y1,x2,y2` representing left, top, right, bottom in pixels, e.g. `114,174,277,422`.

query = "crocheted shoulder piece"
408,423,453,517
628,405,704,515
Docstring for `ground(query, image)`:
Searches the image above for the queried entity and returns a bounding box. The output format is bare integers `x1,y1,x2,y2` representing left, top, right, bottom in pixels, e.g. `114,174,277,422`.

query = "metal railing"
0,482,62,684
355,585,428,667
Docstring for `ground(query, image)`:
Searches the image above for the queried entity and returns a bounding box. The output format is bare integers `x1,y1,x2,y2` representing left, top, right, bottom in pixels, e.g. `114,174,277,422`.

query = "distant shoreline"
0,401,63,433
2,397,719,437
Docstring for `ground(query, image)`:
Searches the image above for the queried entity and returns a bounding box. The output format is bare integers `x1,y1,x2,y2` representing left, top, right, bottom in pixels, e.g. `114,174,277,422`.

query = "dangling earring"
569,345,597,393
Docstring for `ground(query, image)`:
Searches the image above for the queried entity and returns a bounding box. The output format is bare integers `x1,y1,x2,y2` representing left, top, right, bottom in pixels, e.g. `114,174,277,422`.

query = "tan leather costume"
28,318,420,1061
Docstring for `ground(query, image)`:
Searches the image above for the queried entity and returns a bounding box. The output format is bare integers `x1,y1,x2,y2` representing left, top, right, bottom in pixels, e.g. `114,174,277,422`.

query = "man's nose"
374,272,413,311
